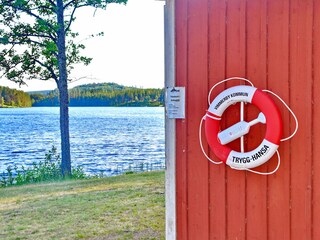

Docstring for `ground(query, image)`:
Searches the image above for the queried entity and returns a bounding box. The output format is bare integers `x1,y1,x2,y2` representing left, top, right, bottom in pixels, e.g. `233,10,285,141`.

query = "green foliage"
0,86,32,107
31,82,165,107
0,146,87,187
0,0,127,84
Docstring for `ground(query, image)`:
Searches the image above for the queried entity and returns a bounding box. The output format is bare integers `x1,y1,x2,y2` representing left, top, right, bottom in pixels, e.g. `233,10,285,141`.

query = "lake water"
0,107,165,176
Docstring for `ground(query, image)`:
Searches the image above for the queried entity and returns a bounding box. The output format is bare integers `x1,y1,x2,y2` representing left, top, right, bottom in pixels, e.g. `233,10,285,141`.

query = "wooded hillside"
0,86,32,107
31,83,164,107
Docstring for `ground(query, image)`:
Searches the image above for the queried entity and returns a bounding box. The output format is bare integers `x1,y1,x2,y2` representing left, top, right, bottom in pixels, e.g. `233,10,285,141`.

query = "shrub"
0,146,87,187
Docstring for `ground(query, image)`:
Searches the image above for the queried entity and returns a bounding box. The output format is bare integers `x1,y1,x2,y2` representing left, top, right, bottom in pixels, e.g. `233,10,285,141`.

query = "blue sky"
0,0,165,91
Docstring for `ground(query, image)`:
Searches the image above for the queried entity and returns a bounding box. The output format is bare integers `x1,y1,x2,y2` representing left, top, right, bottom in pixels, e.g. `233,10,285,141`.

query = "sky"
0,0,165,91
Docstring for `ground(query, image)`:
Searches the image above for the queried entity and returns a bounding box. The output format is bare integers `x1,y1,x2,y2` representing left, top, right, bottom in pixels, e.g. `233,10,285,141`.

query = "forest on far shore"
30,82,164,107
0,86,32,107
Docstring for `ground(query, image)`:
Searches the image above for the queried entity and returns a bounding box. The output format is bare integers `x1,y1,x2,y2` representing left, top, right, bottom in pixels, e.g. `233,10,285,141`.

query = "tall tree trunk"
57,0,71,176
58,77,71,176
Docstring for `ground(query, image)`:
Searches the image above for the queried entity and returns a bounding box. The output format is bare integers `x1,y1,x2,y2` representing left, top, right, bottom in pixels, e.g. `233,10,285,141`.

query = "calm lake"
0,107,165,176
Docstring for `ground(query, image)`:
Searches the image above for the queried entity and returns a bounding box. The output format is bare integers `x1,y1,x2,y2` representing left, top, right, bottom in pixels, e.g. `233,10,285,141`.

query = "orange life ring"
205,85,283,169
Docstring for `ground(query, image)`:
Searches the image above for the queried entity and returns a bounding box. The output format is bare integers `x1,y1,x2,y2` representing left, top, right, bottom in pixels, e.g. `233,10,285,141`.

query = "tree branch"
3,39,45,47
7,31,56,42
68,75,97,83
65,5,77,33
6,4,56,31
64,0,77,10
33,58,58,81
47,0,56,8
2,60,23,73
29,5,56,13
25,33,56,43
0,72,7,78
64,1,94,10
1,45,15,57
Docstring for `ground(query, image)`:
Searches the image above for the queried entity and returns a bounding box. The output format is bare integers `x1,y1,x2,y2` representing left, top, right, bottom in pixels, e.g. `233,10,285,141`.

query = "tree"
0,96,4,106
0,0,127,176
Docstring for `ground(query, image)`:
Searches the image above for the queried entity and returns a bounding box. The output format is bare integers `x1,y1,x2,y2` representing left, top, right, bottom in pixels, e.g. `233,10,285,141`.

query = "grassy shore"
0,105,16,108
0,171,165,240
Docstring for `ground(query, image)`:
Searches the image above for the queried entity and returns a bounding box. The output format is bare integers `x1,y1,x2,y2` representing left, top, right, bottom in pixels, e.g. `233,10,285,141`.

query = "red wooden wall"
175,0,320,239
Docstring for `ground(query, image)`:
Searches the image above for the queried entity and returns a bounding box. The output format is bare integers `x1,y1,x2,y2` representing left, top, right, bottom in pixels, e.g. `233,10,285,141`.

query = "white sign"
166,87,185,119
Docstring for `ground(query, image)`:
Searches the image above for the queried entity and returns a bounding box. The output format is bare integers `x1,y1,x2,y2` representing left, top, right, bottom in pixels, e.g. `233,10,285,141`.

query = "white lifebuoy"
205,85,283,169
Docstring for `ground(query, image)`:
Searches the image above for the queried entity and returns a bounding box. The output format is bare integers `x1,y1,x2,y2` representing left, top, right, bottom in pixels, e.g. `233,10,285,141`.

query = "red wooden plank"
207,0,227,239
175,1,318,239
225,0,247,239
175,0,188,239
186,0,209,239
266,0,291,239
289,0,313,239
245,0,268,239
312,0,320,239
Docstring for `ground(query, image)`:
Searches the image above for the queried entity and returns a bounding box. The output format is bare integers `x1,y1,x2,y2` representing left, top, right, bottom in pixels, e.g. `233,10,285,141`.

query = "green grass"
0,171,165,240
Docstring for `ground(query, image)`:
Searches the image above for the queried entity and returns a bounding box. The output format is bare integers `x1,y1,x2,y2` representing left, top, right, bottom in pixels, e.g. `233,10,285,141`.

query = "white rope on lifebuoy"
199,116,223,165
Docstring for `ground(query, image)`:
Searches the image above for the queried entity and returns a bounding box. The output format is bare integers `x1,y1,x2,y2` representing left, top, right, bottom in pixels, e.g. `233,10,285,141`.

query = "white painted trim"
164,0,176,239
